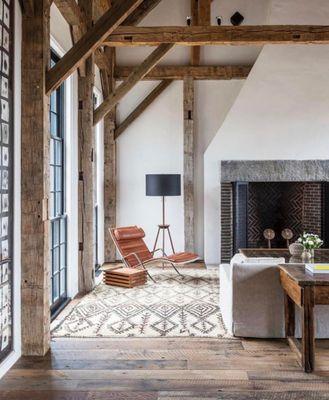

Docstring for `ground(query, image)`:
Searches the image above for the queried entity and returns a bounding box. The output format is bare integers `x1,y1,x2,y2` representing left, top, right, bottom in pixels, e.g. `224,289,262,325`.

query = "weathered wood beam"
46,0,144,94
78,0,95,294
183,76,195,253
115,80,173,138
190,0,200,66
21,0,51,356
102,47,117,263
122,0,163,25
94,43,174,125
20,0,35,16
93,0,111,21
104,25,329,46
114,65,252,80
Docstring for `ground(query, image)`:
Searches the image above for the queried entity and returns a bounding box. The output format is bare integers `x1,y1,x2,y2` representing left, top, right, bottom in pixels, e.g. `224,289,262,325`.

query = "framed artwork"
0,0,13,362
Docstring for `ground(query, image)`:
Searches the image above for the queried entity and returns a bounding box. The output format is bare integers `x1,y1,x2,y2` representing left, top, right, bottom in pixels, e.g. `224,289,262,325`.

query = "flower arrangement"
298,233,323,250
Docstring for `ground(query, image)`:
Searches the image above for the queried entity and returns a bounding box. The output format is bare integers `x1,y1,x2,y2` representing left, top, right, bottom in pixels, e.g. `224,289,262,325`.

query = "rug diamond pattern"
52,269,228,338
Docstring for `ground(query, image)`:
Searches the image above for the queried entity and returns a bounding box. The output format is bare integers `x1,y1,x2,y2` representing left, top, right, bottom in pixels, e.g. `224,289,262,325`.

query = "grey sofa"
220,253,329,338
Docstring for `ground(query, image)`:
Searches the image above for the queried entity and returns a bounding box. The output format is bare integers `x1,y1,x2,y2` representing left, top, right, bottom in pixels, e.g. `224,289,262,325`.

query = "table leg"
284,291,295,337
302,286,315,373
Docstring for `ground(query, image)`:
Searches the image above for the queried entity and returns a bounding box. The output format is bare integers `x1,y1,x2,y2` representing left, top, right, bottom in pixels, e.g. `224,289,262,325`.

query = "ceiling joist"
103,25,329,46
46,0,144,94
114,65,252,80
93,43,174,125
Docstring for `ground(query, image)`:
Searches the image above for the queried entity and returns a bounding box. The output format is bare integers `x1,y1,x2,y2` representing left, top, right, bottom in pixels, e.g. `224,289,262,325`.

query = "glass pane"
53,247,59,273
55,166,62,192
50,139,54,164
53,275,59,301
53,220,60,246
60,243,66,268
50,112,57,136
55,141,62,165
60,269,66,296
50,165,55,191
50,192,55,218
55,192,62,215
60,218,66,243
50,91,57,113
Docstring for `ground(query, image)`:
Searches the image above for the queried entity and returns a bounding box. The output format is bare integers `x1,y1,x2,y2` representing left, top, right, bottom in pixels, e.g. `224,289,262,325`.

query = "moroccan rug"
51,268,228,338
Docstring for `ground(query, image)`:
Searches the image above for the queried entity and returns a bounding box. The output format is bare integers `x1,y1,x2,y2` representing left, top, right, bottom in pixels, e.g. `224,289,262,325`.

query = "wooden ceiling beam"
114,65,252,80
104,25,329,46
115,80,172,138
46,0,144,94
93,43,174,125
190,0,200,66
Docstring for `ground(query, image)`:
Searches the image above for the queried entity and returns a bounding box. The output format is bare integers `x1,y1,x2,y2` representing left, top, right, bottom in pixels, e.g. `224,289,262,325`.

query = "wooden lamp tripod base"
152,196,175,255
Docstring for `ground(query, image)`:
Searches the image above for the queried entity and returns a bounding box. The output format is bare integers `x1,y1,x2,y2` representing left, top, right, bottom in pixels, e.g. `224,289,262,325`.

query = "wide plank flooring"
1,337,329,399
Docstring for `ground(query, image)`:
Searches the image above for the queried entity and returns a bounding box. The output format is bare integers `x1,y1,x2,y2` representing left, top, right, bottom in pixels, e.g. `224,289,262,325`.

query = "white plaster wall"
204,0,329,264
116,0,271,258
0,0,22,379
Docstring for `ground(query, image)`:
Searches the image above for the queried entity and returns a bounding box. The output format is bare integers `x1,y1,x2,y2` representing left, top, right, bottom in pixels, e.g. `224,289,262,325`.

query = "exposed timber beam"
115,80,173,138
21,0,51,356
104,25,329,46
77,0,95,294
93,43,174,125
46,0,144,94
115,65,252,80
183,76,195,253
20,0,35,16
190,0,200,66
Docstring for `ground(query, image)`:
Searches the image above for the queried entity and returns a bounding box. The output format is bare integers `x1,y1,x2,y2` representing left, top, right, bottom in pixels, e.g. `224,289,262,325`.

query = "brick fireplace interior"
221,181,329,262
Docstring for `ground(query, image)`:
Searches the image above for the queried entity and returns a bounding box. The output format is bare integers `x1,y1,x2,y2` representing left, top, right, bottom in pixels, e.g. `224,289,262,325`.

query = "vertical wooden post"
21,0,51,356
183,76,195,253
78,0,95,293
103,47,117,262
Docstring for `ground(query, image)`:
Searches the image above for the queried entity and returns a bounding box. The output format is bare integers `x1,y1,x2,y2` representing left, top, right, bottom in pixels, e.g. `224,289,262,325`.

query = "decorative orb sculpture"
263,229,275,248
282,228,293,247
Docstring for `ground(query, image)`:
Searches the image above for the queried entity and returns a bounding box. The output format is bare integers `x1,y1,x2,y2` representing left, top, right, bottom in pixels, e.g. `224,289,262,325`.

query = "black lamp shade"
146,174,181,196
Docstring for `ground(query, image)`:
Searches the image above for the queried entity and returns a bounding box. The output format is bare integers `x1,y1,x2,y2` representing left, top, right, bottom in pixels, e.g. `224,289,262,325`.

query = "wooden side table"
279,264,329,373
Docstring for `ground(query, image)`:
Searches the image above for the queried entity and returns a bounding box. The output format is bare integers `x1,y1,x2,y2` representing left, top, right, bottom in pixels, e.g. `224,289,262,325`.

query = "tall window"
49,52,67,314
0,0,13,362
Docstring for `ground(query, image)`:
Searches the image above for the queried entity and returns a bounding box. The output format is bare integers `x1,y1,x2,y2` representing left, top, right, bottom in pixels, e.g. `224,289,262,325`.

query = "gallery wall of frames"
0,0,13,362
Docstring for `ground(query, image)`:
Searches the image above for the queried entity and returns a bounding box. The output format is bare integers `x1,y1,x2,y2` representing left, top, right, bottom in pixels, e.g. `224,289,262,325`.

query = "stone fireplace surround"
220,160,329,263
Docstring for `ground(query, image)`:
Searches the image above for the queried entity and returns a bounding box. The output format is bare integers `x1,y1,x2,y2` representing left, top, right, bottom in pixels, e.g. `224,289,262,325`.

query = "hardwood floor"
1,337,329,399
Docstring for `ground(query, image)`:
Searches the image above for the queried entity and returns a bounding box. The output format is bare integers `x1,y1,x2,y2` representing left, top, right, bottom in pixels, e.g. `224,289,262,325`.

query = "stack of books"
305,263,329,274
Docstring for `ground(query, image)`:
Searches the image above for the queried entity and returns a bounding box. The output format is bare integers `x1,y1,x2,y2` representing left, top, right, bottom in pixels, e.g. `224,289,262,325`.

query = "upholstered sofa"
219,253,329,338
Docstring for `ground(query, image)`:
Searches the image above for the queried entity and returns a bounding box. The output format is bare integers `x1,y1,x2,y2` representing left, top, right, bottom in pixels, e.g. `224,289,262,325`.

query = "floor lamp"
146,174,181,256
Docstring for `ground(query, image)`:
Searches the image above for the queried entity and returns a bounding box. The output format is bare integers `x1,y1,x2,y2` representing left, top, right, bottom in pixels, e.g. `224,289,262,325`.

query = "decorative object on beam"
186,16,192,26
46,0,144,94
230,11,244,26
216,16,222,26
103,25,329,47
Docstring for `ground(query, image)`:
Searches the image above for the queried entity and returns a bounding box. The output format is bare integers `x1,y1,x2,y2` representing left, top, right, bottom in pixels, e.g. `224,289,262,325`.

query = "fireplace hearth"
220,160,329,262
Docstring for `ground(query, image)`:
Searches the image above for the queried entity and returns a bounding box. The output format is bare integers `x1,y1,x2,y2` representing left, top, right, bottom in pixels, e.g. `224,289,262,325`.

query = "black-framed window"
0,0,13,363
49,51,67,314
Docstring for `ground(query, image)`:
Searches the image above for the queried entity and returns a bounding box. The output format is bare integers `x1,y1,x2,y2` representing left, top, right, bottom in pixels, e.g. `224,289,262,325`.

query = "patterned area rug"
51,268,228,338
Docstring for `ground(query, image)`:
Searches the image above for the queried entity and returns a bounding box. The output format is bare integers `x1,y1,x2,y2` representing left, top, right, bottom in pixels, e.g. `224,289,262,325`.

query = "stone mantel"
221,160,329,183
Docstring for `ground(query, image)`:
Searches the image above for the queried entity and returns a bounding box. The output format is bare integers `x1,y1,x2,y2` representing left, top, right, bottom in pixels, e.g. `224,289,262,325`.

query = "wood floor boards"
1,337,329,399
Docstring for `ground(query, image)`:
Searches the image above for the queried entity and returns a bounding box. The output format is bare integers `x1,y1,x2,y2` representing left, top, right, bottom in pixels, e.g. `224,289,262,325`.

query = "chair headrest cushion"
113,226,145,241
